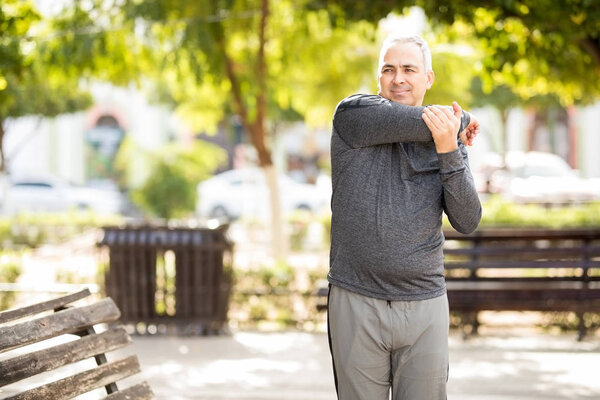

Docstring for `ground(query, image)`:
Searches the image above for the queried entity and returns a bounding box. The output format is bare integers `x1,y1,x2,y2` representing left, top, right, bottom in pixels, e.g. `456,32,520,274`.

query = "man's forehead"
383,42,423,64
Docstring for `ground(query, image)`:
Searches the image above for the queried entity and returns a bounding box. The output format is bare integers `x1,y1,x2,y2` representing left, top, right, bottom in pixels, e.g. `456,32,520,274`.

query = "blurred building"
5,83,190,188
4,84,331,195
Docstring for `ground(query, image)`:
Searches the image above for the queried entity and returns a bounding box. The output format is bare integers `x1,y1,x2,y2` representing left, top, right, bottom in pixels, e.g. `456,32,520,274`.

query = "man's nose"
392,71,405,84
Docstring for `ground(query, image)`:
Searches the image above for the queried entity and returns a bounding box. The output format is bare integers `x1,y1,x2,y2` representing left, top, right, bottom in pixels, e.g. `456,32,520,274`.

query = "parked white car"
196,167,330,220
488,151,600,204
1,176,125,215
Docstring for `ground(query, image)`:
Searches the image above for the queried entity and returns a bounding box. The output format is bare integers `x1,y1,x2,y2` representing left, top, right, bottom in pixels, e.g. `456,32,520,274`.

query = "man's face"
378,42,434,106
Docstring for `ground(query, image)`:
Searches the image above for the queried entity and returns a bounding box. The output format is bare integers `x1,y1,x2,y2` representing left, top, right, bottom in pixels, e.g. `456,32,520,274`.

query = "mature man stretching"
327,34,482,399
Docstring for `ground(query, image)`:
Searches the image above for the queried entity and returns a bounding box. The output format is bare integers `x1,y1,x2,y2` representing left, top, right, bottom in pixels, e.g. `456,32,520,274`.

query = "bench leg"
460,312,480,339
55,305,119,394
75,326,119,394
471,313,480,335
577,312,586,341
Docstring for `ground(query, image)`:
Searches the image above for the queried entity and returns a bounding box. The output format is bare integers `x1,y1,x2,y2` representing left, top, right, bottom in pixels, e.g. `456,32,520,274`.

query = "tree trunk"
526,108,538,152
0,119,8,213
499,107,509,167
566,106,578,170
0,118,6,174
218,0,286,258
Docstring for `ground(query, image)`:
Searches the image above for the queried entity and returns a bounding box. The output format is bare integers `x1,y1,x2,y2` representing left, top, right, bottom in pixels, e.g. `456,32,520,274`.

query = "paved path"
124,330,600,400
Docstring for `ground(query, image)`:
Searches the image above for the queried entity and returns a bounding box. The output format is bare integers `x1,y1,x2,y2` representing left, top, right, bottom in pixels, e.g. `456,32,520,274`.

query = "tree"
314,0,600,106
419,0,600,105
128,141,226,219
0,1,92,177
110,0,377,256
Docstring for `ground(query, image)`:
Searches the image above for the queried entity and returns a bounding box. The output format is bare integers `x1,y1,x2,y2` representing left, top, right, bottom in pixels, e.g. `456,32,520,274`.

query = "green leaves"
116,0,379,132
129,140,227,219
320,0,600,106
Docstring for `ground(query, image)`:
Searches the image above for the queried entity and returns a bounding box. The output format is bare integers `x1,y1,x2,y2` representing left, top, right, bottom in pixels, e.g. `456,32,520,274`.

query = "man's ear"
426,70,434,89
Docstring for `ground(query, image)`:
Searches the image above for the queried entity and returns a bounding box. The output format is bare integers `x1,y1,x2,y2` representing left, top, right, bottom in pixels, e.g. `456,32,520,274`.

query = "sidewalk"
124,330,600,400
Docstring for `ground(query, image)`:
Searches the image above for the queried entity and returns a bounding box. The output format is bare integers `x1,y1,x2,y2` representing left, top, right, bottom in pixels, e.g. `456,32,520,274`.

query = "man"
327,34,482,400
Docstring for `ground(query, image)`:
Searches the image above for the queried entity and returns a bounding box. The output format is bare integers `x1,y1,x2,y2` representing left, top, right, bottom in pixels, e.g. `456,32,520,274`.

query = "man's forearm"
334,94,432,148
334,94,471,149
440,149,482,234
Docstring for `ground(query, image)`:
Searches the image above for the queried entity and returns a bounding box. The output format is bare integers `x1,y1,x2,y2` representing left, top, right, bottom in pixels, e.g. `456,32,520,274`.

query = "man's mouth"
391,88,410,95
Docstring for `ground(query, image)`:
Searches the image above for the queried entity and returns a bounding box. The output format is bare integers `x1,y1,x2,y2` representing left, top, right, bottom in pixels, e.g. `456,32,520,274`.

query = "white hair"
377,34,433,86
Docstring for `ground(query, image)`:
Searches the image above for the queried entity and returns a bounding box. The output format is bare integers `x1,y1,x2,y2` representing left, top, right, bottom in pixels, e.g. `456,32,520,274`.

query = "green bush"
474,197,600,228
0,253,23,310
287,210,312,251
260,260,295,289
0,211,123,248
131,141,226,219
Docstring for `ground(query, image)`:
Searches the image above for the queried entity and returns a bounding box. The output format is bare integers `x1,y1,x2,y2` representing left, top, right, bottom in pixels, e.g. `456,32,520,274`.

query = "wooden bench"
0,289,154,399
444,228,600,339
316,228,600,339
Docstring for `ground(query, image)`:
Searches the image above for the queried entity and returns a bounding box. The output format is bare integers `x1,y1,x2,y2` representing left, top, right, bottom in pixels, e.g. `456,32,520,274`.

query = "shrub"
131,141,226,219
0,253,23,310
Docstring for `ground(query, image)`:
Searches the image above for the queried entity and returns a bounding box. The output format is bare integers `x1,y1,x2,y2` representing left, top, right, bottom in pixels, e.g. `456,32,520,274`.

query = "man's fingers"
427,106,450,122
422,109,437,127
452,101,462,119
430,105,460,125
459,130,468,146
422,108,443,131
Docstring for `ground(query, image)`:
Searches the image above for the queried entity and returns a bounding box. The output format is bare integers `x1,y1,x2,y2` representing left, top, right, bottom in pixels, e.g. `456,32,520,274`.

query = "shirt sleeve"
439,142,482,234
334,94,470,149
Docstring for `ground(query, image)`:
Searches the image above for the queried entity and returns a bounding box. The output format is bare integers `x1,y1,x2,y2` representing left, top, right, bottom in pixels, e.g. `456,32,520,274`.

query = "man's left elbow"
452,210,482,234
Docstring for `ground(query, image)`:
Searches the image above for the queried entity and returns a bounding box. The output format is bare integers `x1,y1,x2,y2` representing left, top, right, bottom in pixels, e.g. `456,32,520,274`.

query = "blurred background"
1,0,599,332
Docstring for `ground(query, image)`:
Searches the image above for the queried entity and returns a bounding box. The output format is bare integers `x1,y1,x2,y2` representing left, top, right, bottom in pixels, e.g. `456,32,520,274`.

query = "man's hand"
460,113,480,147
422,102,461,153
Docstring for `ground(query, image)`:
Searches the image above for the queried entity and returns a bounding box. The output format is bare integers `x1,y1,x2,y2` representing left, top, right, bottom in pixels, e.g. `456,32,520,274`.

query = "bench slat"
445,260,600,269
445,246,600,258
448,291,600,312
0,289,91,325
445,281,588,290
103,381,154,399
0,298,120,353
0,326,131,387
444,228,600,240
4,355,141,400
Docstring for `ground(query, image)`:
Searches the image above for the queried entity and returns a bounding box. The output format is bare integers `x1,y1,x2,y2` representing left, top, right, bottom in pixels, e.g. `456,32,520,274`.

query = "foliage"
315,0,600,106
107,0,381,254
423,45,476,108
119,0,378,131
229,260,326,329
474,197,600,228
130,140,226,219
0,251,23,310
258,260,295,289
0,0,95,173
421,1,600,106
0,210,122,248
287,210,313,251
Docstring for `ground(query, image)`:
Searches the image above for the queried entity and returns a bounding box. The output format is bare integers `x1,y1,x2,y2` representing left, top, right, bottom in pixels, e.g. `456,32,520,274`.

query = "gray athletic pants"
327,285,449,400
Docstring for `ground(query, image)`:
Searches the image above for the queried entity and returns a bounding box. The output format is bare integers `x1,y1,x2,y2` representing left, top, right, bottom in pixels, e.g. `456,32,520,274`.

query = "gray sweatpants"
327,285,449,400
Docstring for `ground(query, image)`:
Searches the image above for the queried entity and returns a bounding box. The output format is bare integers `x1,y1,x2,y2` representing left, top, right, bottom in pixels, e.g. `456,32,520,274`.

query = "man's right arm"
333,94,433,148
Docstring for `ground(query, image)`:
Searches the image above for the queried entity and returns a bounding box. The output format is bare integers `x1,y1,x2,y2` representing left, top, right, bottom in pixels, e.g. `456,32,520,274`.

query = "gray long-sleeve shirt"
328,94,482,301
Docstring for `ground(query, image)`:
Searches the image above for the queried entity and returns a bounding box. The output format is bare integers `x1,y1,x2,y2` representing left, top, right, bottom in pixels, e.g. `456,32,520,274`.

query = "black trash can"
99,225,232,335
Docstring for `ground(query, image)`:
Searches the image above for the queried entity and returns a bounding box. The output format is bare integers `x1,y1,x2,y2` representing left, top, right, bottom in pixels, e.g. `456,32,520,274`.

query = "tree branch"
256,0,269,138
0,119,5,173
217,27,272,167
578,37,600,67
